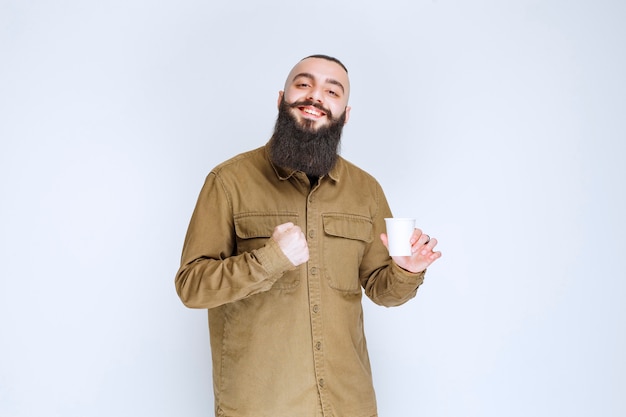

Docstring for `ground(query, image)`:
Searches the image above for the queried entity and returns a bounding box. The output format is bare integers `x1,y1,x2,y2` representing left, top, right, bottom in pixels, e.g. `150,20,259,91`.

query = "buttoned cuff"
252,238,296,279
391,261,426,284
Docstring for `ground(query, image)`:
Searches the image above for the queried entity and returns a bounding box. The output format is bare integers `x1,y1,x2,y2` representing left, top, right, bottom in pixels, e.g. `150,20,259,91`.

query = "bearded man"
175,54,441,417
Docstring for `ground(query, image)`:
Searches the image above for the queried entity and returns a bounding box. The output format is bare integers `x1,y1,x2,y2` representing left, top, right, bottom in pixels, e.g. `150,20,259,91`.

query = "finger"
410,228,423,244
428,251,442,262
275,222,294,233
411,232,431,249
420,238,439,255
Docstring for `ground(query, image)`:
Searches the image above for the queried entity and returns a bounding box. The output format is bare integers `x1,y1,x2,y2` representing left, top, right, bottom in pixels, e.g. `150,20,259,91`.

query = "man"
175,54,441,417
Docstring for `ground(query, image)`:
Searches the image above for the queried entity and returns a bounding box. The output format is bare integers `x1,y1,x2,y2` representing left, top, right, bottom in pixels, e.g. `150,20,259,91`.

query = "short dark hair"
302,54,348,73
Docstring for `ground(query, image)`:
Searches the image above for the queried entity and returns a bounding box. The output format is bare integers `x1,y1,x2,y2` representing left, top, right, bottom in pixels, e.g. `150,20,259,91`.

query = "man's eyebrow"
292,72,345,93
326,78,345,93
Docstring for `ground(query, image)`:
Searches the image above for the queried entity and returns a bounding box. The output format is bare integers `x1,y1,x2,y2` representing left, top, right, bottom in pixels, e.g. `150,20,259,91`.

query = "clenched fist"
272,222,309,266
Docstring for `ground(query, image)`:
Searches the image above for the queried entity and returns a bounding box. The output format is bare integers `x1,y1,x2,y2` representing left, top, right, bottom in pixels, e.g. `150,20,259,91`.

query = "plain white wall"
1,0,624,416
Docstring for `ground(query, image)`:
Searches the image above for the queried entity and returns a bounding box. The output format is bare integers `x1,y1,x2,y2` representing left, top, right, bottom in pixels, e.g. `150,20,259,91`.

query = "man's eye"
297,83,310,88
328,90,337,96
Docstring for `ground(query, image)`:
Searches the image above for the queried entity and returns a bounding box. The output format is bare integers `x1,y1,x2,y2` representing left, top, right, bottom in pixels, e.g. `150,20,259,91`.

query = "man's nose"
306,87,323,103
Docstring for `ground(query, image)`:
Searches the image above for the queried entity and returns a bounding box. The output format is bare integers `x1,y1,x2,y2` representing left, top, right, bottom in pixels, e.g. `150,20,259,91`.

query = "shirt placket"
305,180,331,416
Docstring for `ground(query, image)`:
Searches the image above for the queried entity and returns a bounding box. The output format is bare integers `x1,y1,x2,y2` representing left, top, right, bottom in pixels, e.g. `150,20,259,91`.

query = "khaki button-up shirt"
175,145,425,417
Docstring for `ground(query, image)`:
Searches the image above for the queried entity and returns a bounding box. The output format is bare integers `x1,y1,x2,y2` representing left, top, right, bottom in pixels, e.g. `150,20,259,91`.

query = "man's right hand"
272,222,309,266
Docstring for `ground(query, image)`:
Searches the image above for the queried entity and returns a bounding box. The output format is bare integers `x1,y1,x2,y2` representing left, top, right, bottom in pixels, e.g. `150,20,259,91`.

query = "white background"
1,1,625,416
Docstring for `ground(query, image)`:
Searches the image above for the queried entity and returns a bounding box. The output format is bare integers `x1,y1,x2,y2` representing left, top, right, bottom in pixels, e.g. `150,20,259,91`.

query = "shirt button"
315,341,322,350
319,378,325,388
310,267,318,275
312,304,319,313
308,229,316,238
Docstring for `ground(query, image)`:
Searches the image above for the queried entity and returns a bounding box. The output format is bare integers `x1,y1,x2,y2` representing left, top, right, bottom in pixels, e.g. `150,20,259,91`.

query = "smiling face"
278,57,351,131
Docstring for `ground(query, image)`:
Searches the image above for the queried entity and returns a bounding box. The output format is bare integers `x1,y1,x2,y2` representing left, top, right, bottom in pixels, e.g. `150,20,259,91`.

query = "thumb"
379,233,389,249
275,222,295,233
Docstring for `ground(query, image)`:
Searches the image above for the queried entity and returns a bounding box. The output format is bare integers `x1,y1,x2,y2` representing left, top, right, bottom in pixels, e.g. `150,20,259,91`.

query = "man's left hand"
380,228,442,273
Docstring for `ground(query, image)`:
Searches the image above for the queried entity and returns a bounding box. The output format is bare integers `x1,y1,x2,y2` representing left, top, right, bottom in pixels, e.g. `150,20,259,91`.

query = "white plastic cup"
384,218,416,256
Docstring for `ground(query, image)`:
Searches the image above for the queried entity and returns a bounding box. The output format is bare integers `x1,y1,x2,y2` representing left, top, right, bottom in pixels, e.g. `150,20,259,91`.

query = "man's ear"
344,106,351,124
277,91,284,109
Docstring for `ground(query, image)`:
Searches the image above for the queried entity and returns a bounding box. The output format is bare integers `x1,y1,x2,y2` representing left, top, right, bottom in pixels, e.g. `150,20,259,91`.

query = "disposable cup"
384,218,416,256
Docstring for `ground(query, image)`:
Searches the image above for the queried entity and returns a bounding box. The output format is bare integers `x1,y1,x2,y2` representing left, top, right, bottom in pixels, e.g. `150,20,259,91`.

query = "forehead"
285,58,350,94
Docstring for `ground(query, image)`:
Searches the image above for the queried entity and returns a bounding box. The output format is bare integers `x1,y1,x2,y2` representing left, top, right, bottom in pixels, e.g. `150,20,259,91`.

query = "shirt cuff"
252,238,296,278
391,261,426,283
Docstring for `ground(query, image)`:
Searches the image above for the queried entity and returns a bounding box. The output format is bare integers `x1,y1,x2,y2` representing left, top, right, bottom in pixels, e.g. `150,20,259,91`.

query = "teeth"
303,107,322,116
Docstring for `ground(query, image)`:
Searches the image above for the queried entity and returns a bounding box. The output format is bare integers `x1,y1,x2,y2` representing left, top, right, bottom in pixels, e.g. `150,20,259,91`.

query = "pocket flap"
234,213,299,239
322,213,373,242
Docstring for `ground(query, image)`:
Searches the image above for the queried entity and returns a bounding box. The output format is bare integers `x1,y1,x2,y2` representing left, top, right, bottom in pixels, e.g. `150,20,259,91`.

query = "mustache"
288,100,334,119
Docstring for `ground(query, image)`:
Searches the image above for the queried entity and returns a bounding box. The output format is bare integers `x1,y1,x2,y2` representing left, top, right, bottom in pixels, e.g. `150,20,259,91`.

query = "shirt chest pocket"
234,212,300,290
322,213,373,293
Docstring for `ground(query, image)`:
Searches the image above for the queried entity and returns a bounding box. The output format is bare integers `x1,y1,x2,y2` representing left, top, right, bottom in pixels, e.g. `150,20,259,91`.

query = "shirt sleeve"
174,172,295,309
359,181,426,307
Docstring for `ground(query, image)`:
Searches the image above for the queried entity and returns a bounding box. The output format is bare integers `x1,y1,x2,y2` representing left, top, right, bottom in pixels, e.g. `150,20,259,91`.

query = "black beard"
268,98,346,177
